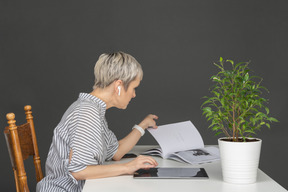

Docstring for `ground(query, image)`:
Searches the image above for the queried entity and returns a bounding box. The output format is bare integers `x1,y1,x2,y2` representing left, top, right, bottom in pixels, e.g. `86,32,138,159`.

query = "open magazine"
142,121,220,165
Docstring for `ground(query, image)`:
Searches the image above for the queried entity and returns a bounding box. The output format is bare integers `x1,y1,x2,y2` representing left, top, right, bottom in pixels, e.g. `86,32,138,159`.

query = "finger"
143,164,157,169
137,156,154,164
142,157,158,166
141,159,155,166
141,158,157,167
149,125,158,129
151,122,158,129
148,157,158,166
152,115,158,128
152,125,158,129
152,115,159,120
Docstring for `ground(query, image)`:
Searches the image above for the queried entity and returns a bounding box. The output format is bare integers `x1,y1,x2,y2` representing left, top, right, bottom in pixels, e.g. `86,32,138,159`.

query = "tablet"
133,168,209,179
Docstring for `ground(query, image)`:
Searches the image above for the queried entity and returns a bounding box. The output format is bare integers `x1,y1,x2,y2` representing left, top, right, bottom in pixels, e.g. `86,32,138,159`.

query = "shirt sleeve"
105,129,119,161
68,104,105,173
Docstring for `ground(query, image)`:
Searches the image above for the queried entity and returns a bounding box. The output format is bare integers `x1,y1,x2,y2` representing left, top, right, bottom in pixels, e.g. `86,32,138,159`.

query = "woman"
37,52,158,192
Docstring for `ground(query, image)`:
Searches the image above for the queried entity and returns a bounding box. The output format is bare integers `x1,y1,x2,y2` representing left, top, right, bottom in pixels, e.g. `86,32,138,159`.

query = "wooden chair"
4,105,43,192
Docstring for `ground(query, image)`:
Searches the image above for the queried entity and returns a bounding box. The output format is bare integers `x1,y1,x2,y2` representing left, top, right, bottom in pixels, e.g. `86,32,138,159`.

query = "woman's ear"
114,80,123,95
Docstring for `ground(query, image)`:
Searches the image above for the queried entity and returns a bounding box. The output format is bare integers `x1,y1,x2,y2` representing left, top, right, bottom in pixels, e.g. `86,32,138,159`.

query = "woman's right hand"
125,155,158,175
138,114,159,130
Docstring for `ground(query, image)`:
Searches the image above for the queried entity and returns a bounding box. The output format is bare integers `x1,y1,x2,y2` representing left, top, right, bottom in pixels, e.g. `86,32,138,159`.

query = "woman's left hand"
138,114,158,130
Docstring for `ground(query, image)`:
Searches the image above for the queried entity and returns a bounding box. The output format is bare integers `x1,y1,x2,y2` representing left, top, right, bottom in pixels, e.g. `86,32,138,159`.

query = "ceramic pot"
218,137,262,184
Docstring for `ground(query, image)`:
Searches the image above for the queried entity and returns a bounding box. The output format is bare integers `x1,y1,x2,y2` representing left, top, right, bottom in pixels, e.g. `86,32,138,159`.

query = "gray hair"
93,51,143,90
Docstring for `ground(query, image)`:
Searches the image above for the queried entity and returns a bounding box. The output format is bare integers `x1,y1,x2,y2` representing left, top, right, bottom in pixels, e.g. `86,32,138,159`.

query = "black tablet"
133,168,209,179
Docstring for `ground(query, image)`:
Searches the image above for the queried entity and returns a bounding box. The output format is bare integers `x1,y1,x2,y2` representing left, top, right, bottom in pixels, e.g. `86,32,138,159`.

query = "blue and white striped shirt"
37,93,119,192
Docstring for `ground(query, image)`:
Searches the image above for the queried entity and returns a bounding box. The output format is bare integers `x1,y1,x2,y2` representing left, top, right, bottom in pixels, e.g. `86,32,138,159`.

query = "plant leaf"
226,59,234,65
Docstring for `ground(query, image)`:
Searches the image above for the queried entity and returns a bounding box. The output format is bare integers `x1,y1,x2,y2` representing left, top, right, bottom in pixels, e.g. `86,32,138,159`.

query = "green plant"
201,57,278,142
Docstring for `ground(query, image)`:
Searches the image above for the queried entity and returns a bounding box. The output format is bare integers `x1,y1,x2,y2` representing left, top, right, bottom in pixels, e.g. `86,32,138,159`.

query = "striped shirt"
37,93,119,192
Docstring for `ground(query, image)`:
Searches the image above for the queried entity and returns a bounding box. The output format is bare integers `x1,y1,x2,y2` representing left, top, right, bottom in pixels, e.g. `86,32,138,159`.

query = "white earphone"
118,86,121,96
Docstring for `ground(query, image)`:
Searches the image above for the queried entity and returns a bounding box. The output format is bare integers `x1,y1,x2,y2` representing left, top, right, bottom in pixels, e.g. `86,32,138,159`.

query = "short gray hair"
93,51,143,90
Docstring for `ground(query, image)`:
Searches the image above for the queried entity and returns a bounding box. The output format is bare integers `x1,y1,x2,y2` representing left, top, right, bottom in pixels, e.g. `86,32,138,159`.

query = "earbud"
118,86,121,96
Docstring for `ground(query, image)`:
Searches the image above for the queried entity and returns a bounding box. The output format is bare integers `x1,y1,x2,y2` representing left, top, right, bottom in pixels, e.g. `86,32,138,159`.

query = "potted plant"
201,57,278,184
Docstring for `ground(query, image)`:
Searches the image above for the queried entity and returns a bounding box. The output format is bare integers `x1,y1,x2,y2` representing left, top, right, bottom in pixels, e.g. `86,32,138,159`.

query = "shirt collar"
78,93,107,117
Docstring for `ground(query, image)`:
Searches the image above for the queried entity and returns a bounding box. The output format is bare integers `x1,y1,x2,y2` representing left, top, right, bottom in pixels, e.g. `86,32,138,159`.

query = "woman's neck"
90,88,114,109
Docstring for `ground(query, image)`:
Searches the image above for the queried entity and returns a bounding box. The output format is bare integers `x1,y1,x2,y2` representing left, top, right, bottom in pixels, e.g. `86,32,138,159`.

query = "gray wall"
1,0,287,191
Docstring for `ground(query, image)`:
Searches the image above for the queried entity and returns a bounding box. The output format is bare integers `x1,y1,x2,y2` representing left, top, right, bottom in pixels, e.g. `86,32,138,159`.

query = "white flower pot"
218,137,262,184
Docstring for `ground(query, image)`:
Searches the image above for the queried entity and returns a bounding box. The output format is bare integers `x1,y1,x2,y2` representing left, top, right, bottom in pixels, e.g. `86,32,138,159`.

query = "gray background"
1,0,287,191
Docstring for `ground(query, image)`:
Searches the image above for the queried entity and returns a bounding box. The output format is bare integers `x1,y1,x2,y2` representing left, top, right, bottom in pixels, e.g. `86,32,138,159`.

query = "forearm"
71,155,158,180
113,114,158,161
71,163,128,180
113,128,142,161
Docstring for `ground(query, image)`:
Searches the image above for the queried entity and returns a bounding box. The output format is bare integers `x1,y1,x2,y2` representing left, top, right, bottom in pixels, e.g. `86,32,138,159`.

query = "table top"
82,145,287,192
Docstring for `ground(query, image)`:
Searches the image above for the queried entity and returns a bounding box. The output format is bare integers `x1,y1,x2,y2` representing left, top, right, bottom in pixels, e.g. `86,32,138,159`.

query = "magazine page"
147,121,204,158
141,147,163,157
168,146,220,165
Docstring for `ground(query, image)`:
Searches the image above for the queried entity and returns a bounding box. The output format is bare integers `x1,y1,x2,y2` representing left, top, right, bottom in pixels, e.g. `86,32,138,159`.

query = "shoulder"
79,100,101,113
64,99,100,119
76,101,103,123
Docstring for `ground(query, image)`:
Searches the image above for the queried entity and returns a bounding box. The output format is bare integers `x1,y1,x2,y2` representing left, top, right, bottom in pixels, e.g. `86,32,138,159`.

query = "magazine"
142,121,220,165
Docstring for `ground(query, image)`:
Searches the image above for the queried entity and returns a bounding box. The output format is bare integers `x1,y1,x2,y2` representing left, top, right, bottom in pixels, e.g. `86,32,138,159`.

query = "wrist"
123,162,136,175
138,122,147,130
123,163,131,175
132,124,145,136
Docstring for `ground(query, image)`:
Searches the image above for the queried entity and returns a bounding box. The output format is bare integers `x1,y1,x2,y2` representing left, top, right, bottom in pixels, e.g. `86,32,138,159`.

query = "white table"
82,145,287,192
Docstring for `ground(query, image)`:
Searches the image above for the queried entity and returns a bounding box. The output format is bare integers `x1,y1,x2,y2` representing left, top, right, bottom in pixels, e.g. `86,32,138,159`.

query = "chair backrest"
4,105,43,192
